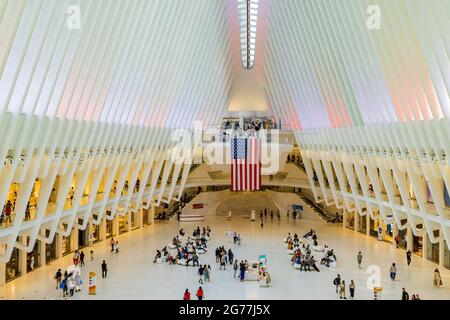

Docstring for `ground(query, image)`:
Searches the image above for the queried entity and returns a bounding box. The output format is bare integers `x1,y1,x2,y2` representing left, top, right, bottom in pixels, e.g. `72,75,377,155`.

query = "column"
39,230,46,266
439,237,445,267
406,227,413,251
20,236,27,274
113,215,119,236
342,208,347,229
126,211,132,231
99,219,106,242
70,226,78,252
0,245,6,285
138,208,143,228
56,233,63,258
366,214,370,236
422,230,428,260
354,211,359,232
392,222,398,248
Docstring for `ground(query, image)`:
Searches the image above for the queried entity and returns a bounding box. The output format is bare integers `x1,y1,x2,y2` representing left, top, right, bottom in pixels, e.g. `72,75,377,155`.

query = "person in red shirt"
196,287,204,300
183,289,191,300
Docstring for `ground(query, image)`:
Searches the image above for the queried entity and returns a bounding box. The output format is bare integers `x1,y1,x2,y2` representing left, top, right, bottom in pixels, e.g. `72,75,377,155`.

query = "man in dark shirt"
101,260,108,278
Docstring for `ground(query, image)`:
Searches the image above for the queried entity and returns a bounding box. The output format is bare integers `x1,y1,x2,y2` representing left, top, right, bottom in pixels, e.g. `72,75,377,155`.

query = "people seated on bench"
287,240,294,250
312,232,317,241
180,228,185,237
300,254,320,272
321,249,337,267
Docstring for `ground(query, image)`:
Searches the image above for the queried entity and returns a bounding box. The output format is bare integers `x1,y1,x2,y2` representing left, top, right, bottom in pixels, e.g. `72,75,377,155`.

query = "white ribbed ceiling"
0,0,233,129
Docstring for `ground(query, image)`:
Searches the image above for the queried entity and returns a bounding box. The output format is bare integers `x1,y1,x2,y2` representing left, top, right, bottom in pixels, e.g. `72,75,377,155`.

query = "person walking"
349,280,355,299
434,269,443,288
203,265,210,282
110,238,115,252
233,259,238,277
90,249,94,261
101,260,108,278
333,274,341,293
357,251,363,269
68,276,76,296
61,277,68,297
401,288,409,300
389,263,397,281
406,250,412,266
196,287,204,300
239,261,245,281
339,280,346,299
198,265,204,284
183,289,191,300
228,249,234,265
55,269,62,289
220,253,226,270
115,241,120,253
80,251,85,267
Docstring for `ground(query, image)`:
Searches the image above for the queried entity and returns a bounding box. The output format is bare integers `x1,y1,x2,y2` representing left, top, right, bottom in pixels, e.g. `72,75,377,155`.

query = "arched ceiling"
1,0,449,132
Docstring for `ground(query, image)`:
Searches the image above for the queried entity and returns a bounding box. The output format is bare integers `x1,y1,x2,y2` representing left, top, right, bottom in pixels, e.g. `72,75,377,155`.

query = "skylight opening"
237,0,259,69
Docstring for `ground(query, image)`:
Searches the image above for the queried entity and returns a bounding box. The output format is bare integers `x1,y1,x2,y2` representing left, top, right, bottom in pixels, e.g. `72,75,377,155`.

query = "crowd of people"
285,229,336,273
154,226,211,266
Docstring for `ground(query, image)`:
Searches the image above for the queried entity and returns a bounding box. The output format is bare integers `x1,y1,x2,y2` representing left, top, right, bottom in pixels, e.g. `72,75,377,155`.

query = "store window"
106,219,113,238
5,247,21,282
45,232,57,264
62,235,71,256
345,212,354,230
118,215,127,234
357,214,366,234
26,239,41,272
78,219,88,248
413,233,423,257
142,208,149,226
130,211,139,230
91,222,100,243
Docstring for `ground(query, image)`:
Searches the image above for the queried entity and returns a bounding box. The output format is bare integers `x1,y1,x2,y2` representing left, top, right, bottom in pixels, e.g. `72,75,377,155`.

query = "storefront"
5,246,21,282
62,229,71,256
345,211,354,230
91,221,101,243
444,241,450,269
45,232,57,264
106,219,113,238
396,224,407,249
78,219,89,248
130,211,139,230
356,214,367,234
118,214,127,234
413,232,423,257
142,208,149,226
26,239,41,272
369,215,394,243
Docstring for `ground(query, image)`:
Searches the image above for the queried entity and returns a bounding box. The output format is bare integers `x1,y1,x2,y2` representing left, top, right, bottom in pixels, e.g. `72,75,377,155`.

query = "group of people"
109,238,120,254
333,274,356,299
183,287,204,300
215,246,234,270
55,268,82,298
156,226,211,266
259,208,281,225
286,208,302,220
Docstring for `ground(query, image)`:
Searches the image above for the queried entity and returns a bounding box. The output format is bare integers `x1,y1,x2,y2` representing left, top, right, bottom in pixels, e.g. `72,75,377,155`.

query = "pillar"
0,245,6,285
354,211,359,232
126,211,132,231
439,237,445,267
99,219,106,242
70,226,78,252
392,222,398,248
39,230,46,266
149,204,155,225
20,236,27,274
422,229,428,259
113,215,119,236
138,208,143,228
342,208,347,229
406,227,413,251
56,233,63,258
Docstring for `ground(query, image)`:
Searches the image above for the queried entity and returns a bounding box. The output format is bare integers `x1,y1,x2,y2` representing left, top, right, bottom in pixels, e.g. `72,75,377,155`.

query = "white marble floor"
0,215,449,300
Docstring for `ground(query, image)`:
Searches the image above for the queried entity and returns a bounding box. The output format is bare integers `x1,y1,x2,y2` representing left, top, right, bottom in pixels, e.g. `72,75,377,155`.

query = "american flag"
231,136,261,191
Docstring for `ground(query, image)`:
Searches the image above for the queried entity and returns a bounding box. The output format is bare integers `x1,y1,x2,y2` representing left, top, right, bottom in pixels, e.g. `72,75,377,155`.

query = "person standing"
61,277,68,297
55,269,62,289
196,287,204,300
183,289,191,300
239,261,245,281
357,251,363,269
406,250,412,266
80,251,85,267
203,265,210,282
228,249,234,265
220,253,226,270
198,265,204,284
434,269,443,288
339,280,346,299
90,250,95,261
349,280,355,299
29,255,35,271
401,288,409,300
233,259,238,277
333,274,341,293
101,260,108,278
109,238,115,252
390,263,397,281
68,276,76,296
115,241,120,254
